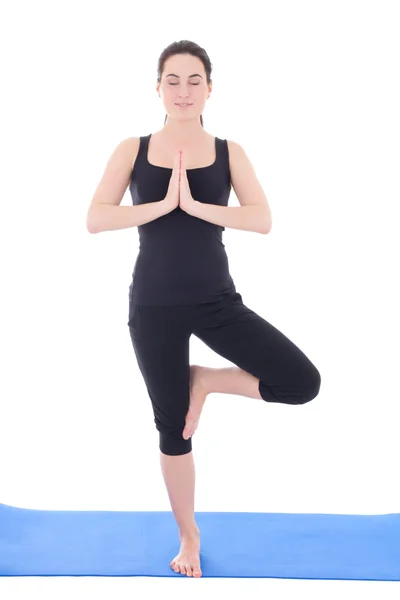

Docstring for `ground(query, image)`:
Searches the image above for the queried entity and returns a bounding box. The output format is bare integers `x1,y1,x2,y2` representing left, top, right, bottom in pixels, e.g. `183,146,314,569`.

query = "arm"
86,137,171,234
88,201,171,234
191,140,272,234
190,202,269,234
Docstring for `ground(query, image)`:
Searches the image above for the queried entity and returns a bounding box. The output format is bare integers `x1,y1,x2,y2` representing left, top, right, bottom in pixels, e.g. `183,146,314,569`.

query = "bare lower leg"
160,450,202,577
202,366,263,399
159,450,199,540
160,366,262,577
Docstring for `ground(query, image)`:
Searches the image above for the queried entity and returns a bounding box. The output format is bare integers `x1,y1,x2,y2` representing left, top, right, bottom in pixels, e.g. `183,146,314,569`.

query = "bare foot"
182,365,209,440
170,530,202,577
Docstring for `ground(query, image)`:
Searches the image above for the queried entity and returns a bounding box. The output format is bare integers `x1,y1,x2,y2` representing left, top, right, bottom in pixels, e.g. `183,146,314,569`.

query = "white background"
1,0,399,597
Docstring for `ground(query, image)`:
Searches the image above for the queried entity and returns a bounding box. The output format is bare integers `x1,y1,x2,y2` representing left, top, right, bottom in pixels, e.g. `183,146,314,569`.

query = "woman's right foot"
170,529,202,577
182,365,209,440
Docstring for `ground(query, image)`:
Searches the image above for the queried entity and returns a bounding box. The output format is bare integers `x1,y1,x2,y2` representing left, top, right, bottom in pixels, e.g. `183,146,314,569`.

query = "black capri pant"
127,291,321,456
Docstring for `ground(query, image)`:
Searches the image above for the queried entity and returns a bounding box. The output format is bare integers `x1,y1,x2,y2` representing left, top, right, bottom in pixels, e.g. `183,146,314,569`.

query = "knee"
152,408,192,455
159,430,193,456
297,367,321,404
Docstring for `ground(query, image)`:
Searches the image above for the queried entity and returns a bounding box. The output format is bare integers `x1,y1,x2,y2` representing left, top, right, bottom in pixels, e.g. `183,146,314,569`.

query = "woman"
86,40,321,579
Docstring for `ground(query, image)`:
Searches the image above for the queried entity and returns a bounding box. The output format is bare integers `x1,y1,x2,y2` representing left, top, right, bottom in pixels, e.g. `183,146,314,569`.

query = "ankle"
179,525,200,541
197,365,212,395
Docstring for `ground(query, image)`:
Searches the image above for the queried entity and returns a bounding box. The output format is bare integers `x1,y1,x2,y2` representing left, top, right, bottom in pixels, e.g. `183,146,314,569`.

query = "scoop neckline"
146,133,218,171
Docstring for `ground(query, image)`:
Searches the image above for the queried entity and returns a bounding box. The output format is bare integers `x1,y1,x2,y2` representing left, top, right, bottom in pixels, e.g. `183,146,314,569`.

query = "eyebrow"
165,73,203,78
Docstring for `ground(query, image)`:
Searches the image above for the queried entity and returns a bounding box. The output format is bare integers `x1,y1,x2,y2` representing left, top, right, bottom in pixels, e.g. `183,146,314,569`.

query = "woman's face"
157,53,211,121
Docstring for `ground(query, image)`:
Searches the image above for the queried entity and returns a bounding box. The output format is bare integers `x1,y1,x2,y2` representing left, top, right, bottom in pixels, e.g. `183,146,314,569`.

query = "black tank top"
128,133,237,305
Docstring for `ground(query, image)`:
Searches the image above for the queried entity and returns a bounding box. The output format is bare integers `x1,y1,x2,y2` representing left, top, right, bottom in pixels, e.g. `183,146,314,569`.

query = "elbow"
260,220,272,234
258,207,272,234
86,219,98,234
86,209,101,234
264,212,272,233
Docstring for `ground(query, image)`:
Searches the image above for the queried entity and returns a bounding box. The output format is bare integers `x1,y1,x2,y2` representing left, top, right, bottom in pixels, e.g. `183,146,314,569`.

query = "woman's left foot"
182,365,209,440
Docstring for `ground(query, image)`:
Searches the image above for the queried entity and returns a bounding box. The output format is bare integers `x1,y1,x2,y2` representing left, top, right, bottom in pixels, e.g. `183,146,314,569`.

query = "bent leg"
193,293,321,405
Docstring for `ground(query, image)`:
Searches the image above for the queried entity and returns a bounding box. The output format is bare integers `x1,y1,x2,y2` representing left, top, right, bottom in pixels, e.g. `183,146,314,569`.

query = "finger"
180,155,187,180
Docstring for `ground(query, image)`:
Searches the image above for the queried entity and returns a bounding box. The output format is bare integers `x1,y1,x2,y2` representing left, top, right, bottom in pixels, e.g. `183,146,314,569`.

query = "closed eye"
168,83,200,86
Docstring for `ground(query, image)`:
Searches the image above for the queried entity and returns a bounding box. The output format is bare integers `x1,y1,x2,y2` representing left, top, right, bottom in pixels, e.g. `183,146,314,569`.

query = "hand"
163,151,180,212
179,151,198,216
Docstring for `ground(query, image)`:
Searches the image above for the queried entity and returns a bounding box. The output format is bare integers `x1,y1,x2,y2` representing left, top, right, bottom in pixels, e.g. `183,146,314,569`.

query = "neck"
162,118,204,141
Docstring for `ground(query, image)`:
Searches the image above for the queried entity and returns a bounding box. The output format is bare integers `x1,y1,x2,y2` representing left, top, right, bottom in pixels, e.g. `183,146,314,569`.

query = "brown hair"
157,40,212,128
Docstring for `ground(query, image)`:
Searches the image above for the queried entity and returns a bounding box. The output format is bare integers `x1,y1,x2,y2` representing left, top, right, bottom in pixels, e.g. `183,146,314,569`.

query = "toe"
183,417,200,439
183,424,194,439
193,568,202,577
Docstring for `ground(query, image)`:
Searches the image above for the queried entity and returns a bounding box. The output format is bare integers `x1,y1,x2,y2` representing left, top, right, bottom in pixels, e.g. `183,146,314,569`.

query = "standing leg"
128,303,202,577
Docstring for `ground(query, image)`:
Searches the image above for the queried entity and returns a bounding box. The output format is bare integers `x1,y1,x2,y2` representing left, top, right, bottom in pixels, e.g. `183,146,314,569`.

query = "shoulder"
97,137,140,174
107,136,140,162
225,139,250,165
113,136,141,170
226,138,247,154
225,139,253,173
226,139,241,151
96,136,142,179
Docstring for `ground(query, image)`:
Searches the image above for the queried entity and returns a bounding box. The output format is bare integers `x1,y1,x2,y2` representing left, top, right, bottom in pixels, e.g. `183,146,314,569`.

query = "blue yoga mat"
0,503,399,580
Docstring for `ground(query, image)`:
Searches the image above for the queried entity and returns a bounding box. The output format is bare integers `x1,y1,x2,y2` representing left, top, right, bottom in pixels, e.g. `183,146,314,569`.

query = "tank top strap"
217,137,228,167
217,138,231,185
137,134,151,163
